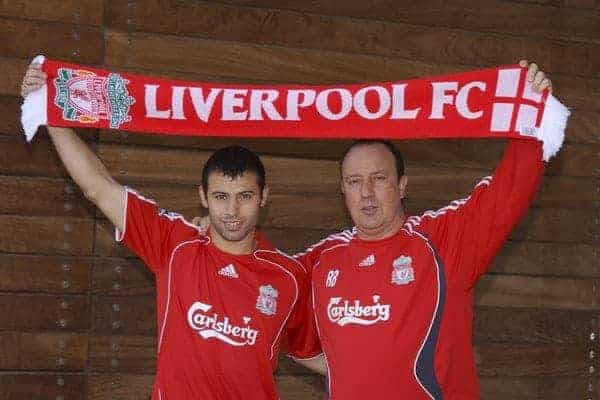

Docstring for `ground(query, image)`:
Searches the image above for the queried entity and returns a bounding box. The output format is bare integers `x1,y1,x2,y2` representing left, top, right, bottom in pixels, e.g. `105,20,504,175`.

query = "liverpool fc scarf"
21,56,569,161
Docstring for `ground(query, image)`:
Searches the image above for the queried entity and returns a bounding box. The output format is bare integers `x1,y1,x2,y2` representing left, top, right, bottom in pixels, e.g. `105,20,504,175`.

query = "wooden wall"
0,0,598,399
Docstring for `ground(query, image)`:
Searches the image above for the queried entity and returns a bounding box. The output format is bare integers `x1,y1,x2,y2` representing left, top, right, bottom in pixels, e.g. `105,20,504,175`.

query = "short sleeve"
116,188,201,274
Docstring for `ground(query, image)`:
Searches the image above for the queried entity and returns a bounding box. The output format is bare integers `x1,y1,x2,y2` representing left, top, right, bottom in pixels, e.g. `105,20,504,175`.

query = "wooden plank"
0,294,89,332
473,306,595,344
0,175,93,217
0,57,28,96
0,0,103,25
104,29,447,83
0,135,72,178
89,335,156,373
0,215,94,255
85,373,153,400
476,343,586,377
0,373,85,400
491,241,599,278
0,331,87,370
0,254,90,293
512,207,596,243
92,296,155,335
0,18,104,64
480,376,600,400
107,0,600,78
216,0,600,45
475,275,599,310
91,257,155,295
0,96,21,134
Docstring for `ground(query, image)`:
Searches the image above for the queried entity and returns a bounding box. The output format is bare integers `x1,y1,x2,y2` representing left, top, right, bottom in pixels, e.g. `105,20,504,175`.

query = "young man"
292,61,557,399
21,66,318,400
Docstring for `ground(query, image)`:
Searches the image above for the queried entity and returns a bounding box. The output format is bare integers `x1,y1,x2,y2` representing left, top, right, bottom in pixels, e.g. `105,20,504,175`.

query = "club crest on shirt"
391,255,415,285
256,285,278,316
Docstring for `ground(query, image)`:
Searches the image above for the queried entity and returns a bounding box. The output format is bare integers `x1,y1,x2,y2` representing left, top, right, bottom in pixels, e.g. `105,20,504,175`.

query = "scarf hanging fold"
21,55,569,161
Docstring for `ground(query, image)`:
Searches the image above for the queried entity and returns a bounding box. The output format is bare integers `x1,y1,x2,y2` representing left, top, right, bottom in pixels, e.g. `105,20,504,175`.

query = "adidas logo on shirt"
218,264,239,278
358,254,375,267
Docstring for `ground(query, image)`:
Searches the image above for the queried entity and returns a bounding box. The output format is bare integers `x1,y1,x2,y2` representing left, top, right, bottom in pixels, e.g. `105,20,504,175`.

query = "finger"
539,77,552,93
519,59,528,68
533,71,546,91
191,217,202,226
527,62,538,82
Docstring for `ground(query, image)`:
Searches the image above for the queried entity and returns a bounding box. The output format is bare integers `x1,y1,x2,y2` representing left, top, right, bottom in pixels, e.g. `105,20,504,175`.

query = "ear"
260,185,270,207
398,175,408,199
340,177,346,195
199,186,209,208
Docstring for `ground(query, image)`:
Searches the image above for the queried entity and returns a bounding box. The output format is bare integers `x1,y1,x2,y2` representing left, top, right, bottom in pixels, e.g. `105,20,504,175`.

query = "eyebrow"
344,170,388,178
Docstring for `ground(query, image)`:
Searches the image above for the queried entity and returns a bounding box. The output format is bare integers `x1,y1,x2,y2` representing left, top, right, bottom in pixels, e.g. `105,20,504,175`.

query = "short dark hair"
340,140,405,180
201,146,266,194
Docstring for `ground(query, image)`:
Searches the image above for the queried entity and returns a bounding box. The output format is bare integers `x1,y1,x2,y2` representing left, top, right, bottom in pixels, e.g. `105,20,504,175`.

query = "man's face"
341,144,407,238
200,171,268,243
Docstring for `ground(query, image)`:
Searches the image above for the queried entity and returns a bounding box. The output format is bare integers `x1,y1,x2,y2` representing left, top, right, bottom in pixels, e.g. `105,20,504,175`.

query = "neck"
356,212,406,241
210,228,257,255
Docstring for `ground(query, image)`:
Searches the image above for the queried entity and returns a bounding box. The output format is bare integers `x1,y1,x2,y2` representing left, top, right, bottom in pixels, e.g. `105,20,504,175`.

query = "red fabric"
43,59,548,140
295,139,544,399
119,190,316,399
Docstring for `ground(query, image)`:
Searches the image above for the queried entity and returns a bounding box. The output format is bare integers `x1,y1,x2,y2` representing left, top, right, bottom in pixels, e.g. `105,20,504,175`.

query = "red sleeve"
405,139,545,289
116,188,201,274
282,269,323,359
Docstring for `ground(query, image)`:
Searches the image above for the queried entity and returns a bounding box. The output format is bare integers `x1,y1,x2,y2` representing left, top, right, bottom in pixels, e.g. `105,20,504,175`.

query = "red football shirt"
117,190,318,400
296,139,545,399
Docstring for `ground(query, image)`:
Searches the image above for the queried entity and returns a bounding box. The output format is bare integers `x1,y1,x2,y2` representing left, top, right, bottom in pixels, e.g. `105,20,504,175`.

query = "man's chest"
312,238,442,331
165,247,297,348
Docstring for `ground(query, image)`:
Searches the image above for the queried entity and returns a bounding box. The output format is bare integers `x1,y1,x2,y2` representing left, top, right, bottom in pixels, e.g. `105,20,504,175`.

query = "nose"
225,198,240,216
360,179,374,198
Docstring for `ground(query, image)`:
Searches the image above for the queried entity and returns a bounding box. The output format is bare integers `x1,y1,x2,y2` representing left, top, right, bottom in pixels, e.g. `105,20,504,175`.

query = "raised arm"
22,62,125,231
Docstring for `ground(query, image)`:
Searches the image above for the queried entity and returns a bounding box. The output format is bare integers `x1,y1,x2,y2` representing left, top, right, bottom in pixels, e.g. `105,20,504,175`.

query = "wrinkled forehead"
206,170,261,192
341,143,397,177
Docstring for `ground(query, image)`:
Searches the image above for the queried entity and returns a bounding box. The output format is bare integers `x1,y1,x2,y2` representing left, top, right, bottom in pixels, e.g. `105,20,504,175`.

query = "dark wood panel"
0,331,87,370
0,18,103,64
0,373,85,400
0,0,103,25
0,57,29,96
85,373,153,400
476,343,587,377
89,335,156,373
91,257,154,295
216,0,600,44
0,175,93,217
480,375,600,399
0,294,88,332
473,306,596,345
491,241,599,278
92,296,155,335
106,0,600,79
475,274,598,310
0,254,90,293
0,215,94,255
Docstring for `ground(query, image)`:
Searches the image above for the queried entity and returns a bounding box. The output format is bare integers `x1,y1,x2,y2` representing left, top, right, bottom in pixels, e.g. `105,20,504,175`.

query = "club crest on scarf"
53,68,135,129
256,285,278,316
391,255,415,285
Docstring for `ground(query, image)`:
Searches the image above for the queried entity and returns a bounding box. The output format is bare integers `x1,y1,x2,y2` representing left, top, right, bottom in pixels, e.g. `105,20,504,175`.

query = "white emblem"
256,285,278,315
325,269,340,288
187,301,258,346
327,295,391,326
358,254,375,267
391,255,415,285
218,264,239,279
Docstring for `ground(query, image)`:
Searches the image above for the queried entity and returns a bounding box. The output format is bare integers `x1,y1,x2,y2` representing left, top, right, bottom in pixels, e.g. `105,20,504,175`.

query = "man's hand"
21,62,46,98
519,59,552,94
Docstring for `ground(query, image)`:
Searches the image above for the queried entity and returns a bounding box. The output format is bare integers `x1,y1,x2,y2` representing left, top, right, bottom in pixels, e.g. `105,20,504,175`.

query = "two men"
22,60,555,399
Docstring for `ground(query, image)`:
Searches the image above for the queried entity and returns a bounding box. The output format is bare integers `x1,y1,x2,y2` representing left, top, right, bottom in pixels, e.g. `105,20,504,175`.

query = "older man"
292,60,554,399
